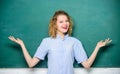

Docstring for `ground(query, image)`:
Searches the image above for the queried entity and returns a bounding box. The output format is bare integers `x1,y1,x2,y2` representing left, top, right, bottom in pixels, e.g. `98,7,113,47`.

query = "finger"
8,36,17,42
106,39,112,45
8,36,14,39
16,38,21,41
106,38,111,43
8,36,14,40
105,38,109,42
9,36,15,40
8,36,12,39
107,39,112,44
106,38,110,42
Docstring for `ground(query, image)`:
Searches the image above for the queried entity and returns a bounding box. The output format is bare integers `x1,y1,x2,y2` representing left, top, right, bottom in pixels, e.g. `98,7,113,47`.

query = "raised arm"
81,38,112,69
8,36,40,68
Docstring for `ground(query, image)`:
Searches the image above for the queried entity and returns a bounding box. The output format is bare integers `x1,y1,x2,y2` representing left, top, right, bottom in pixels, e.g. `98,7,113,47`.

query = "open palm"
8,36,24,46
97,38,112,48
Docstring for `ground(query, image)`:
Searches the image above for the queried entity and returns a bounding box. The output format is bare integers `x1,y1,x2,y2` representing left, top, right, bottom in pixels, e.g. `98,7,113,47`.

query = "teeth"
62,27,67,28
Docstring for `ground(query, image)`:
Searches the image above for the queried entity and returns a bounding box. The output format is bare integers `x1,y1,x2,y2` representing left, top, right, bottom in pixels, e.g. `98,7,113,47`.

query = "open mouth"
62,26,68,29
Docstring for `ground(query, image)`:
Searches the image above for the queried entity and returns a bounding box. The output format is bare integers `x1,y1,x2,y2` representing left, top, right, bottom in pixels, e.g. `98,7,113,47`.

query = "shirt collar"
56,34,69,40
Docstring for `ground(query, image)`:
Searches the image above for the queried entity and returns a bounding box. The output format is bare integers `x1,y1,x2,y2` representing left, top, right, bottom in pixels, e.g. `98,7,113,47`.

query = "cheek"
56,22,62,28
56,23,61,30
67,23,70,27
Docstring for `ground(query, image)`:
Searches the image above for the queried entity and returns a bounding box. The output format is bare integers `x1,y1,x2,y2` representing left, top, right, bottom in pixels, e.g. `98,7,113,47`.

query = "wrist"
20,43,25,47
95,46,100,51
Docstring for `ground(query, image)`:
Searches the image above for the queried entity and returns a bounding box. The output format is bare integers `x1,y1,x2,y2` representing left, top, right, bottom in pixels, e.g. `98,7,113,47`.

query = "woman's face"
56,15,70,35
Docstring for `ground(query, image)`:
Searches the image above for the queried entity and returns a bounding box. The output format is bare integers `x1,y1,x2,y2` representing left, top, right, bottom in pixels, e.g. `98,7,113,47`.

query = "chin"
63,31,68,34
63,31,68,33
63,30,68,32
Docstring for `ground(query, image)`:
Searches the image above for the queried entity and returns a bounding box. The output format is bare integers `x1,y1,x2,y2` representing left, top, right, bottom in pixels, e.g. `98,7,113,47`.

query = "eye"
59,21,63,23
65,20,69,23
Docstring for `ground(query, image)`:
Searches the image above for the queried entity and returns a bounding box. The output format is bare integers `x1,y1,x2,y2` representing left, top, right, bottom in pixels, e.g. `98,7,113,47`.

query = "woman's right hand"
8,36,24,46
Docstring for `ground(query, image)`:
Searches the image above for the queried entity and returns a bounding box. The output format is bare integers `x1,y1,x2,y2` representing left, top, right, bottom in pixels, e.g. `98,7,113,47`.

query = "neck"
57,32,65,39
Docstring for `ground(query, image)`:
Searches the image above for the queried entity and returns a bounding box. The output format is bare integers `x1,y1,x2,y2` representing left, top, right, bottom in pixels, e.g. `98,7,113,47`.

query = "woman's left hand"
96,38,112,48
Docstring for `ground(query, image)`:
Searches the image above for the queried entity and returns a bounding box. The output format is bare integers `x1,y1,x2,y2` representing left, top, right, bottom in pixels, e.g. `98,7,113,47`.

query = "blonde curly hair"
49,10,73,38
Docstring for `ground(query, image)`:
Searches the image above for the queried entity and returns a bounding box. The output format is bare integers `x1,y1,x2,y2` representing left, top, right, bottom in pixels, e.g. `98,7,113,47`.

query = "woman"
8,10,112,74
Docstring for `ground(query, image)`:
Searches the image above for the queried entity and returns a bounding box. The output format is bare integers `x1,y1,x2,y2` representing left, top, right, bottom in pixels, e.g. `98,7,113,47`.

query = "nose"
63,21,68,25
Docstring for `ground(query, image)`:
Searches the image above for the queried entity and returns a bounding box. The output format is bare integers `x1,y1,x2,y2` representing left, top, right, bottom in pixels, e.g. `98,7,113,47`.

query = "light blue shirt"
34,34,88,74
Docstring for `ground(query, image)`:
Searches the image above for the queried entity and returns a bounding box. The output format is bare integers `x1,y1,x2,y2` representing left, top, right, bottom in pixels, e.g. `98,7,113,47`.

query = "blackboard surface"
0,0,120,68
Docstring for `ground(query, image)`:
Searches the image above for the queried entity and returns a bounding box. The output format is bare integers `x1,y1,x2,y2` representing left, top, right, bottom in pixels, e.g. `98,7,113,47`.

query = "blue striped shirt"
34,34,88,74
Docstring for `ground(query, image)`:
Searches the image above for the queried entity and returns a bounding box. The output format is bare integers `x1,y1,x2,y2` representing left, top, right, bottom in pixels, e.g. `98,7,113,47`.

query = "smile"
62,27,67,29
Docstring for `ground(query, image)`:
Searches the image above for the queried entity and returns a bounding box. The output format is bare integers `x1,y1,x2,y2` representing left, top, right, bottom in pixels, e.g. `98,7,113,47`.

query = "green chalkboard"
0,0,120,68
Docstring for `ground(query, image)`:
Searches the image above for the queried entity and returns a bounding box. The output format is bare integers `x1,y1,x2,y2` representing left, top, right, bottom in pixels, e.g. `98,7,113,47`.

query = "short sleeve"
34,38,49,60
73,39,88,64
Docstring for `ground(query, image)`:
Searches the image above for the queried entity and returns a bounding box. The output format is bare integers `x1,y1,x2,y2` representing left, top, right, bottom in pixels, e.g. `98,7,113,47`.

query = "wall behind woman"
0,0,120,68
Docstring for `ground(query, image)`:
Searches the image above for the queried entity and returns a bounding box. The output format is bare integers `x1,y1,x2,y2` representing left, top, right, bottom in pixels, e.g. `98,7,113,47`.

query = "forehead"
57,14,68,20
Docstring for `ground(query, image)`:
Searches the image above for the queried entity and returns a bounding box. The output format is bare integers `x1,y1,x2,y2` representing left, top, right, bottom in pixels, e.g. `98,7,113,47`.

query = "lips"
62,26,68,29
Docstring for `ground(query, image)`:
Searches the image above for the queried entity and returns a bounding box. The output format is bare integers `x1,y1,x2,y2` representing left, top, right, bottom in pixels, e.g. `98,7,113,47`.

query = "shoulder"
68,36,83,46
68,36,82,43
39,37,52,46
42,37,52,42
